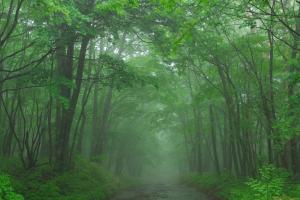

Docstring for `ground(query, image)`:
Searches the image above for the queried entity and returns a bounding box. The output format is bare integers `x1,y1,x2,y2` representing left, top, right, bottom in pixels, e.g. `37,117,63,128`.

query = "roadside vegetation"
189,165,300,200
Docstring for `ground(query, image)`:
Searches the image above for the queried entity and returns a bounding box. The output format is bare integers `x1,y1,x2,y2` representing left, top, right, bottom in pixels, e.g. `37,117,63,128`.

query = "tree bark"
55,36,90,171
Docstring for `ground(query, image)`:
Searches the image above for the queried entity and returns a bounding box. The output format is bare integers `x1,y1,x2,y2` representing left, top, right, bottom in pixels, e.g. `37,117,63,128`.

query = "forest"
1,0,300,200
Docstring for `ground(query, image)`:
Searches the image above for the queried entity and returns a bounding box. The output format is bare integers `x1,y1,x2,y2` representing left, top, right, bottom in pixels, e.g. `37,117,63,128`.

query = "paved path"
111,183,211,200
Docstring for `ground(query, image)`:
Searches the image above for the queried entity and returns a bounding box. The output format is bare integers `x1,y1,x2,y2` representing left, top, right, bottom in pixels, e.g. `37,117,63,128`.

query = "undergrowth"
0,158,121,200
188,165,300,200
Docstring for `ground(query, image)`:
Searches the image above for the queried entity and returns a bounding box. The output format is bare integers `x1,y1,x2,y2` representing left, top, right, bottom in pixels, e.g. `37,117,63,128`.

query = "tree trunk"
55,36,89,171
209,104,220,174
91,85,113,158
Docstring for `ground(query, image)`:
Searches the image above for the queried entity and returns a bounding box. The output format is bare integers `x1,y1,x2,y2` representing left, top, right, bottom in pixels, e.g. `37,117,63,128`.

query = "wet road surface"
111,183,211,200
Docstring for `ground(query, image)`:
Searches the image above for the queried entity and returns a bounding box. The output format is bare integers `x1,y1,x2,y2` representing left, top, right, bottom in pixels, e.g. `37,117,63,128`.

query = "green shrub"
54,159,120,199
246,165,289,200
229,182,252,200
188,172,242,199
188,166,298,200
0,174,24,200
11,159,121,200
285,183,300,199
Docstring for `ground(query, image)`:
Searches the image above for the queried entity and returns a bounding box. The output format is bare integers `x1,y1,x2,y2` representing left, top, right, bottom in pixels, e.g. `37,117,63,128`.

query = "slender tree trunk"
209,104,220,174
91,85,113,157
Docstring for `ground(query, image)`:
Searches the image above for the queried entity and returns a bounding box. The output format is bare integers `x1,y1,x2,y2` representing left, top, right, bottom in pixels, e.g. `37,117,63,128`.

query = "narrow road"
111,183,211,200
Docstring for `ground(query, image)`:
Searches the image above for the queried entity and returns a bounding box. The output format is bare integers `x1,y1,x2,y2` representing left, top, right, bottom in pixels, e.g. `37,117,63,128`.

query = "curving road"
111,183,211,200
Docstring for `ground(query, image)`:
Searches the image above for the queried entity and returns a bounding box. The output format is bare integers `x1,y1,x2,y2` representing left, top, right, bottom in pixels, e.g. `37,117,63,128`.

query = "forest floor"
111,183,211,200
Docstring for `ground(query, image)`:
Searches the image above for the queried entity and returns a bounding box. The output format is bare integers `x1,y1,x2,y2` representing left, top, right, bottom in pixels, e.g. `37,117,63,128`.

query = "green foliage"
54,159,120,200
13,165,60,200
10,159,120,200
97,54,138,89
95,0,128,16
246,165,289,200
189,166,299,200
0,174,24,200
285,183,300,199
188,173,240,199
